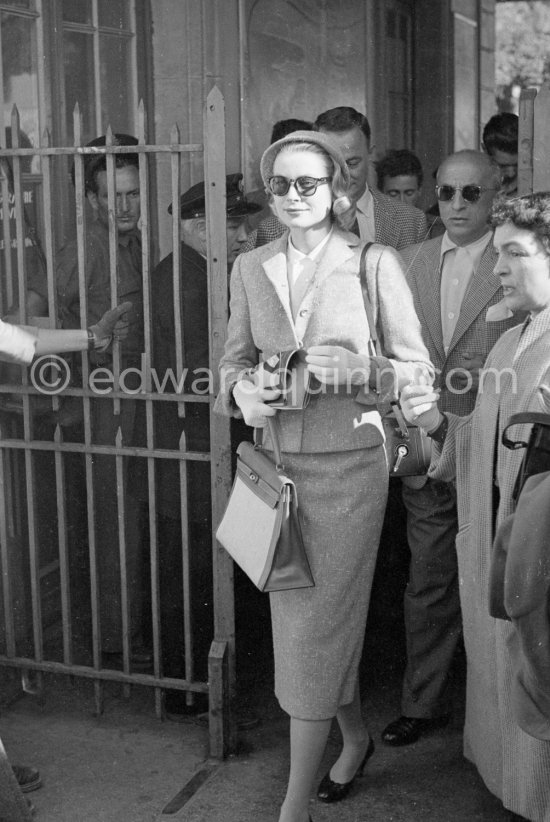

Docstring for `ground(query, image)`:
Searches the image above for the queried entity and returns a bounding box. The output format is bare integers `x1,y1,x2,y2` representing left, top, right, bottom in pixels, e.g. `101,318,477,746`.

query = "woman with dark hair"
400,191,550,821
215,130,433,822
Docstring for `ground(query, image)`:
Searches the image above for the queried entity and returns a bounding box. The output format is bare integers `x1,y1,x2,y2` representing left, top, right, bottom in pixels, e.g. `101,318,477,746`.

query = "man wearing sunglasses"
381,150,526,748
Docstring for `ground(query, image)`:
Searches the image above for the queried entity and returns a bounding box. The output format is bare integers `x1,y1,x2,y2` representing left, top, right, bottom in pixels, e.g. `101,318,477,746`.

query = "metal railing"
0,87,235,759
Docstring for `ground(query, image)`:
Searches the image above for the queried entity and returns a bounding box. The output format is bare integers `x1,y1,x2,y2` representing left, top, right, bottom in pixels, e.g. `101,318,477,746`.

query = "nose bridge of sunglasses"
438,185,480,204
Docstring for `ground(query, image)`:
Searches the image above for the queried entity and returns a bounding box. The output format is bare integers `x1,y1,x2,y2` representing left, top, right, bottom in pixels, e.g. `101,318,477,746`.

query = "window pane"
63,31,96,142
1,1,32,9
98,0,129,30
1,12,39,156
62,0,91,24
99,34,132,133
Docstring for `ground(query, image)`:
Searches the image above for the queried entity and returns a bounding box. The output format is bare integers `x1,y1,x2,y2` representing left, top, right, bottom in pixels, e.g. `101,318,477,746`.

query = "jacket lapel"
261,234,294,330
414,239,445,360
448,241,500,352
372,191,388,245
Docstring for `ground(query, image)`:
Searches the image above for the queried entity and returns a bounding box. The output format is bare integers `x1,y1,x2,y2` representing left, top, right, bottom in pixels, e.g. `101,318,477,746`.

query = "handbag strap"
254,416,285,471
359,242,404,418
358,242,380,359
502,411,550,450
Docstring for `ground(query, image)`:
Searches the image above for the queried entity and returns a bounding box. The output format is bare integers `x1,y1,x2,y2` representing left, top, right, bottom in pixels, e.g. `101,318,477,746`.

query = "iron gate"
0,87,235,759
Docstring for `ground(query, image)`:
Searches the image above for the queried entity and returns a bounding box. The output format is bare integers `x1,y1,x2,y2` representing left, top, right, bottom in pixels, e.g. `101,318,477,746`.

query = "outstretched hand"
89,301,133,350
400,383,442,432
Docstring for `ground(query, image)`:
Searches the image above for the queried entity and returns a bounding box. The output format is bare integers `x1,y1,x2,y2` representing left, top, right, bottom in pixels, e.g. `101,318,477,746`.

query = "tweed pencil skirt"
269,445,388,720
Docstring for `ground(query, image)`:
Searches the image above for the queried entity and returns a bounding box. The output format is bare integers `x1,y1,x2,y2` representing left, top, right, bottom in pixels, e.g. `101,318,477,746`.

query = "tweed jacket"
429,308,550,818
490,471,550,741
400,233,524,417
215,227,433,454
239,189,428,255
371,190,428,249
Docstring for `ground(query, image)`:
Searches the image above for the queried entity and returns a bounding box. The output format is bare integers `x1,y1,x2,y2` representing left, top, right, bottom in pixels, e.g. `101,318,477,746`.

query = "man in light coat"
381,150,525,746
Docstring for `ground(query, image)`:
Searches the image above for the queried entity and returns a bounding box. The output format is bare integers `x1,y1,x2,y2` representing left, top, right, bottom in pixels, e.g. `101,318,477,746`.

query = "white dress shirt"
439,230,492,353
287,230,332,320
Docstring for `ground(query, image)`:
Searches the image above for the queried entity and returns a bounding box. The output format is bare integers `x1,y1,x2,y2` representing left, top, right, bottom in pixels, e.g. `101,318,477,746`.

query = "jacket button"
299,309,308,317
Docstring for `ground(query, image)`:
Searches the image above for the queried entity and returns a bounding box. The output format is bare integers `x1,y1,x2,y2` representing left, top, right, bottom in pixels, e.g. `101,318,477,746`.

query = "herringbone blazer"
430,308,550,820
215,227,433,453
400,234,524,417
239,190,428,254
371,190,428,249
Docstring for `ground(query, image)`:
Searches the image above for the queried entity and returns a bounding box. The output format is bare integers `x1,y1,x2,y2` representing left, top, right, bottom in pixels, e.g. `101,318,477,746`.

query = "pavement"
0,502,521,822
0,637,520,822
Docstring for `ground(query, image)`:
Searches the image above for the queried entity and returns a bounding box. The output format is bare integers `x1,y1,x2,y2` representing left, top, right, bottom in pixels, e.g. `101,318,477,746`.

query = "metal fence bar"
533,83,550,193
518,88,535,196
137,101,163,718
72,105,104,715
0,90,235,756
54,424,72,664
0,431,16,657
203,85,235,755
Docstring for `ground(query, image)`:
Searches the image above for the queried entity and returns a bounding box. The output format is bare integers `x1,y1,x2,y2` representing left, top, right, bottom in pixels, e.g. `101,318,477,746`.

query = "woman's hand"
232,379,280,428
305,345,370,386
400,383,442,432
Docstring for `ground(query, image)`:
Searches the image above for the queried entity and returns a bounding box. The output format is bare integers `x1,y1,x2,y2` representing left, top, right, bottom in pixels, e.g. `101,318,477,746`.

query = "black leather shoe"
381,714,450,746
317,736,375,803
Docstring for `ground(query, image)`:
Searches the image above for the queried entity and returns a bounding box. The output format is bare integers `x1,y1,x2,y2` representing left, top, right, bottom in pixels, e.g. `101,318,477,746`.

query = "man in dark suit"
240,107,427,254
382,150,525,746
148,174,259,716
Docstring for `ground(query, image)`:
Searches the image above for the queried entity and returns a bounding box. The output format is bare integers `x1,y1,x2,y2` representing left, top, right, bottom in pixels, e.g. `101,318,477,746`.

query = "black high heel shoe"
317,736,375,803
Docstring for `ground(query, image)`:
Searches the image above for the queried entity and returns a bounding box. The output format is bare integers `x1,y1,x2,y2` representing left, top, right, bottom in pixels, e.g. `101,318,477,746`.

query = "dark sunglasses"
268,175,332,197
435,184,498,204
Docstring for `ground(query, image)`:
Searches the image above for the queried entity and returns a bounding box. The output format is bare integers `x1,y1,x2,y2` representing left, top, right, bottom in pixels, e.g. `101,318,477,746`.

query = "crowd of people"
3,103,550,822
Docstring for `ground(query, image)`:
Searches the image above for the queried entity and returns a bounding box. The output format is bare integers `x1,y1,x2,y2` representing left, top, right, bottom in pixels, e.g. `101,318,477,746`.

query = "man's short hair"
270,119,312,144
71,133,139,194
482,113,518,156
314,106,371,147
375,149,423,190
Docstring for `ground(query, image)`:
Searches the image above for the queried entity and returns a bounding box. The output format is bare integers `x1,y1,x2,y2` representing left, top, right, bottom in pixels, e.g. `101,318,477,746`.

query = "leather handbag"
502,411,550,505
359,243,432,477
216,417,314,592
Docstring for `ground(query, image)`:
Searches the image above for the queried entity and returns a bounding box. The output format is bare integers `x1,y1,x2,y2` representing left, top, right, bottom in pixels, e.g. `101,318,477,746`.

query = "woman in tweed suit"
215,131,432,822
400,192,550,821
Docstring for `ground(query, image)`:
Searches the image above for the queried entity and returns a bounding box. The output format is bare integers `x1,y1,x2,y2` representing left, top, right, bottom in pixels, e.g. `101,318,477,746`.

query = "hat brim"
260,130,351,190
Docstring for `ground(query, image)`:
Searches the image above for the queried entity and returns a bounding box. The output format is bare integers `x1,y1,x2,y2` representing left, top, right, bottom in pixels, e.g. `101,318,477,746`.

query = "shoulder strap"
358,242,381,357
502,412,550,450
254,416,284,470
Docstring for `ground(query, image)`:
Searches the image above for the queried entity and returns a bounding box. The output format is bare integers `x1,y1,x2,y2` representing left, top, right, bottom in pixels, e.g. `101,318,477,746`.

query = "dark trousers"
400,477,462,717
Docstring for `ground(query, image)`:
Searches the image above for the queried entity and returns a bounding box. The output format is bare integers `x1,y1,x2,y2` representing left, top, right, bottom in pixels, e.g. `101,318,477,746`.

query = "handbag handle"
254,416,285,471
502,411,550,450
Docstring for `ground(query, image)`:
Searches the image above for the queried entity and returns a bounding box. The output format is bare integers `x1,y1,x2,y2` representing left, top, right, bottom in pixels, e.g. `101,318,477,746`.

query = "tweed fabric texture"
431,307,550,821
401,234,524,417
398,233,523,717
239,190,428,254
269,446,388,719
215,227,433,453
